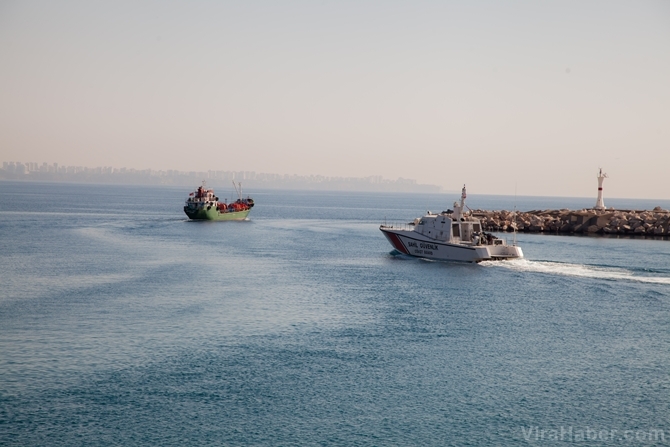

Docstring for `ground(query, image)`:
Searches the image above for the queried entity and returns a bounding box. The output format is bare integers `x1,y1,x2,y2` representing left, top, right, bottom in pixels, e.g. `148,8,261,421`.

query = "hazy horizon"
1,1,668,199
6,160,670,203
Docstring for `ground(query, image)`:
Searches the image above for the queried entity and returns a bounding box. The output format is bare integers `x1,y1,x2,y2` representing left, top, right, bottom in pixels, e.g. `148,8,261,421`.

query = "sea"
1,181,669,446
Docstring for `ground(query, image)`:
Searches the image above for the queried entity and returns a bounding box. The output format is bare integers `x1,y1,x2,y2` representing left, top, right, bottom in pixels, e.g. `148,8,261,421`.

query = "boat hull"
380,227,522,263
184,207,250,221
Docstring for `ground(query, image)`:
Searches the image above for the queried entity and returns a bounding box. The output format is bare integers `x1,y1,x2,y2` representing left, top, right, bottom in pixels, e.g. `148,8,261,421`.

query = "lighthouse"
594,168,608,210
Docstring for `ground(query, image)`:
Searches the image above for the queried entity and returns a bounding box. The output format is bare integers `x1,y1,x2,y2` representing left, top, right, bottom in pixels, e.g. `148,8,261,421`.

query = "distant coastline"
0,161,441,193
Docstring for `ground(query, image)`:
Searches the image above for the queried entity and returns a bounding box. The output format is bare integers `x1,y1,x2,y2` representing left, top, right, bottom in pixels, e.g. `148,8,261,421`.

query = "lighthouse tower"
594,168,608,210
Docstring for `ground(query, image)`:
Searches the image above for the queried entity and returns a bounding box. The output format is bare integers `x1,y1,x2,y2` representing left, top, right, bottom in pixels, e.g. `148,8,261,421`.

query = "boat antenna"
460,184,467,210
464,185,473,213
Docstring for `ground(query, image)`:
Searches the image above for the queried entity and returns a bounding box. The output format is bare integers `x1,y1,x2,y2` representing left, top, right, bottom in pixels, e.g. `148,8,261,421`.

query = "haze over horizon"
1,1,668,199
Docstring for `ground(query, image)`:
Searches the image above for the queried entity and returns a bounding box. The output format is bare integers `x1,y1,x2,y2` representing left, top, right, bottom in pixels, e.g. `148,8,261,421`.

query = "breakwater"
472,207,670,235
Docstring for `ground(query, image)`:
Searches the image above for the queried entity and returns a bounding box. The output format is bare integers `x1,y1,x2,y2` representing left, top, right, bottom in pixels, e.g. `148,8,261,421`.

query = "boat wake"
480,259,670,285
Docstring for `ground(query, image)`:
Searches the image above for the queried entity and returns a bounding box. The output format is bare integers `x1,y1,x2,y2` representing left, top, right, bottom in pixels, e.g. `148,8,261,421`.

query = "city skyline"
1,159,664,201
1,1,668,199
0,160,442,193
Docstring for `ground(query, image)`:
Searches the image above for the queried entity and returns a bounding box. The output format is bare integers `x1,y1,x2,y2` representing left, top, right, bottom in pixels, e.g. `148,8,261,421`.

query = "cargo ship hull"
184,207,250,221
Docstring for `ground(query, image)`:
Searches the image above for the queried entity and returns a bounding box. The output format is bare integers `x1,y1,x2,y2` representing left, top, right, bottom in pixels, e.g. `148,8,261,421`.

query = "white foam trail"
480,259,670,285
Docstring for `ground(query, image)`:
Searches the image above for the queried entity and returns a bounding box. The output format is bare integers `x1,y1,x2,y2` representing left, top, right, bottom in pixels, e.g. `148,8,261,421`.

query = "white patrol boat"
380,186,523,263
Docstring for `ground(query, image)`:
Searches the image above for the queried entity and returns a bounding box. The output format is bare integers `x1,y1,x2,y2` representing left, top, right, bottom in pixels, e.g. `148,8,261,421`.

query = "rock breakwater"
472,207,670,236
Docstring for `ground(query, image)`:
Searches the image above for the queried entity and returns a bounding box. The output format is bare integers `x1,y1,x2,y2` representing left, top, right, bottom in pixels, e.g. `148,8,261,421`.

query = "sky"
1,0,668,198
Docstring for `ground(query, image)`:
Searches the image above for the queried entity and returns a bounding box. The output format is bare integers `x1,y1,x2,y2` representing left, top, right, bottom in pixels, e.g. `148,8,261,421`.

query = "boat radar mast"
453,185,467,220
594,168,608,210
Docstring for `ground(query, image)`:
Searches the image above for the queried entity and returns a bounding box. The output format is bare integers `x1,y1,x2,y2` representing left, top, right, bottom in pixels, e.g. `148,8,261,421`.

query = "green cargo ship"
184,182,254,221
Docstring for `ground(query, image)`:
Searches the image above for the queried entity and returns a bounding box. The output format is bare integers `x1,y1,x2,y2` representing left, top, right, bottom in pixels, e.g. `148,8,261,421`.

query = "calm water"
1,182,669,446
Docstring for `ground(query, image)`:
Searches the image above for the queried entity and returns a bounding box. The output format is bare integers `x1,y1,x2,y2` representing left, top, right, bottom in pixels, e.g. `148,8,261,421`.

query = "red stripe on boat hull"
382,230,409,254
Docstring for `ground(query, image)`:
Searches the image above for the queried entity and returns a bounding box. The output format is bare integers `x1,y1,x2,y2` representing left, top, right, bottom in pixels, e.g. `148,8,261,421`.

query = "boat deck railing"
380,222,415,231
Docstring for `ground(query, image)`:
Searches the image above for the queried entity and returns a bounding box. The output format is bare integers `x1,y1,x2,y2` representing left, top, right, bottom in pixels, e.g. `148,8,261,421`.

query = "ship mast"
460,184,467,210
232,181,243,200
453,184,467,220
